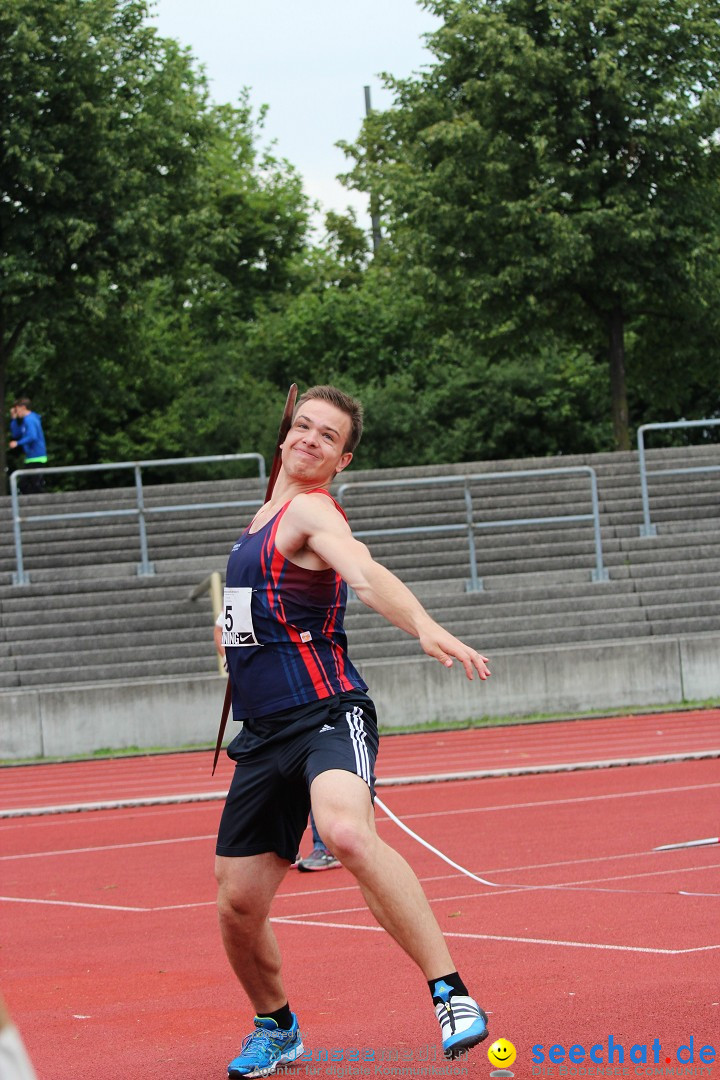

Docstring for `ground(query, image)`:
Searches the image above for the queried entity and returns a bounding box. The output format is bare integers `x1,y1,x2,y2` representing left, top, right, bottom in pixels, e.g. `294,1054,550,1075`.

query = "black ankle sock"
258,1003,293,1030
428,972,468,1004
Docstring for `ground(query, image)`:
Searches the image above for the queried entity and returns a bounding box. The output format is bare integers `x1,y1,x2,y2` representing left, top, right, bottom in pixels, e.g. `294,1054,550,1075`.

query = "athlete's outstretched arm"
292,495,490,681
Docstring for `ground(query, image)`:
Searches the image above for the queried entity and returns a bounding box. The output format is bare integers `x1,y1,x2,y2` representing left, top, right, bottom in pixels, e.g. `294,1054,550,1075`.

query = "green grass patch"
379,696,720,736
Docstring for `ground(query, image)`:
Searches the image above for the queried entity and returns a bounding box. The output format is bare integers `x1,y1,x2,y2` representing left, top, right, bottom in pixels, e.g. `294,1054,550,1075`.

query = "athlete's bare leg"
215,852,290,1012
310,770,454,978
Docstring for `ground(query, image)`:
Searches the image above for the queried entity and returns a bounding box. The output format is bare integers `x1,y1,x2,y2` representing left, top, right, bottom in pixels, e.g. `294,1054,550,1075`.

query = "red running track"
2,708,719,815
1,715,719,1080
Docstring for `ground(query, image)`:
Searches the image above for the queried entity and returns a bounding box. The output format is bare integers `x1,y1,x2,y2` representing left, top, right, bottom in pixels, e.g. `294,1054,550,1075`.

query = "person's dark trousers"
17,462,45,495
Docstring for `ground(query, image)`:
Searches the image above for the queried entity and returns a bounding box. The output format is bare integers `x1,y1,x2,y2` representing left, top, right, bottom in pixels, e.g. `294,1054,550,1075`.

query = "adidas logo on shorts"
319,724,335,733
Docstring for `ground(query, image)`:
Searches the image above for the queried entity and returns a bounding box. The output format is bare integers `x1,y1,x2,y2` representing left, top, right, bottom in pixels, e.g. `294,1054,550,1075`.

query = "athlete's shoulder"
288,489,347,524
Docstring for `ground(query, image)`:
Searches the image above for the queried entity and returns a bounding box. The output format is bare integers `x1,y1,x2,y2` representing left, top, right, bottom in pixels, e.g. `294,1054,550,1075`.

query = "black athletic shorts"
216,690,379,862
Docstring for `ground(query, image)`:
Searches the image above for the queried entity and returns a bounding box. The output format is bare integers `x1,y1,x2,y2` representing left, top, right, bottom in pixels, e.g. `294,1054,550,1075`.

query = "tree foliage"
5,0,720,489
343,0,720,449
1,0,309,488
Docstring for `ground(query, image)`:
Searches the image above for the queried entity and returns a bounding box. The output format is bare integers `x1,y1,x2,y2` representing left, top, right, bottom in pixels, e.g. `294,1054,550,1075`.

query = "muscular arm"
286,494,490,681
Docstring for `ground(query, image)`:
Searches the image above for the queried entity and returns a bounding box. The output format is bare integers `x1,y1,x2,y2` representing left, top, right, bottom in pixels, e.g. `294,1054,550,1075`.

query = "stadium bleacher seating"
1,444,718,756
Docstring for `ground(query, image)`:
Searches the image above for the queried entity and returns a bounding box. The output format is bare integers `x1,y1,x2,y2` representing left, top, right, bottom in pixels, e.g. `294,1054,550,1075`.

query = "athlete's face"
282,400,353,483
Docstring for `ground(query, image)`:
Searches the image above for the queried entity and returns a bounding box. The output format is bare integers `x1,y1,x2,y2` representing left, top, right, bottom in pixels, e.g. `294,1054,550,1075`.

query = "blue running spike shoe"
434,990,489,1060
228,1014,304,1078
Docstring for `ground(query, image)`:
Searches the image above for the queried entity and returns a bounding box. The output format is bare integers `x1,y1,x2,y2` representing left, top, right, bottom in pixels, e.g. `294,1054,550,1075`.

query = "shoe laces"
240,1028,279,1063
442,1001,456,1034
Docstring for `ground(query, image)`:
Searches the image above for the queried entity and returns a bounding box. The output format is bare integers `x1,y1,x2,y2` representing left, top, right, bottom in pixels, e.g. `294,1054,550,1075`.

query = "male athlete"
216,386,490,1078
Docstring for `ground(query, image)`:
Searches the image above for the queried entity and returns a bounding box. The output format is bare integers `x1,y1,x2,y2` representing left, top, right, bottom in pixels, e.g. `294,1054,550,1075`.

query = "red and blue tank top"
223,491,367,720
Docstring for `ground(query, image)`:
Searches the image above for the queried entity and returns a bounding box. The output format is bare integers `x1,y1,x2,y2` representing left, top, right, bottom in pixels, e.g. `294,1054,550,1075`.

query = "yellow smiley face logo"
488,1039,517,1069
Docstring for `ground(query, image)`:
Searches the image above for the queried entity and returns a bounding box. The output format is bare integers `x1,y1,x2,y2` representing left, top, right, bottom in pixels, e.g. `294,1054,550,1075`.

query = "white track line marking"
548,861,720,891
141,901,216,911
6,860,717,917
0,895,148,912
1,838,715,885
0,834,217,861
278,857,720,913
0,792,227,818
3,778,718,848
268,862,720,917
376,792,720,898
381,781,720,823
268,917,720,955
3,784,720,871
374,750,720,786
3,763,720,819
0,802,211,833
389,794,720,896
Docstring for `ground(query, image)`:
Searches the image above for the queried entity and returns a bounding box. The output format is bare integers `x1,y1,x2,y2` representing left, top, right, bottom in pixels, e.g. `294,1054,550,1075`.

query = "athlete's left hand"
419,628,490,680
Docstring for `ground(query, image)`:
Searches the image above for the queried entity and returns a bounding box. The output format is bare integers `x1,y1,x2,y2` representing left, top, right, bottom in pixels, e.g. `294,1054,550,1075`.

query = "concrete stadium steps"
0,570,220,687
5,624,209,653
351,622,719,663
369,535,720,587
3,515,716,584
0,656,213,691
613,555,720,581
8,635,210,672
0,443,717,695
0,476,265,578
344,573,720,653
0,574,200,615
0,513,256,577
2,607,201,635
2,447,717,580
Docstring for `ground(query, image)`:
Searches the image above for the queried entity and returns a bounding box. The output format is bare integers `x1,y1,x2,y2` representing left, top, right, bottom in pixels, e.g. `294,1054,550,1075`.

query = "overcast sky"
150,0,439,228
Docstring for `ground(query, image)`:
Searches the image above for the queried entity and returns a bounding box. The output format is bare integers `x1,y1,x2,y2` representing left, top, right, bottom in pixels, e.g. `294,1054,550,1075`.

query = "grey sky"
150,0,439,228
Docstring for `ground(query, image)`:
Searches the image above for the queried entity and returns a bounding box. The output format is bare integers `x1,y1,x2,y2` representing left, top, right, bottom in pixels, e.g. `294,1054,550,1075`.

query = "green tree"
344,0,720,449
241,211,610,468
0,0,206,485
1,0,311,486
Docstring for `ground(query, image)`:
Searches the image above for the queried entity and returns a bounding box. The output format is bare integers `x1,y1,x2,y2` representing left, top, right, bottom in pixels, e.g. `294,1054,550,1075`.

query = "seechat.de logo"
531,1037,717,1068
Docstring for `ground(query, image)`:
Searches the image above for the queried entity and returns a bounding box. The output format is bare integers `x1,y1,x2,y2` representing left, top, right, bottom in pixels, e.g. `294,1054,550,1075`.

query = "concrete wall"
360,636,689,727
1,632,718,760
0,675,228,760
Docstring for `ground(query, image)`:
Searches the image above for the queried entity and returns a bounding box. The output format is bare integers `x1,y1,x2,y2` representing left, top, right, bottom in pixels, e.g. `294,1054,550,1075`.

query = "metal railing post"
637,425,656,537
10,473,30,586
338,466,609,588
5,452,265,585
463,481,483,592
134,463,155,576
588,467,609,581
637,418,720,537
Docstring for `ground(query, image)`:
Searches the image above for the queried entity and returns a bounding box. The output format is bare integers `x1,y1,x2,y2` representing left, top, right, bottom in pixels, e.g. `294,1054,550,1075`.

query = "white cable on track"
373,795,720,898
375,795,506,889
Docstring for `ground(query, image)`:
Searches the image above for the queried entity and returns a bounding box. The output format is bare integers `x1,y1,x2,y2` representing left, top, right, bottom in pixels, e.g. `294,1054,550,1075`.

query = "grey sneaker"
296,847,341,872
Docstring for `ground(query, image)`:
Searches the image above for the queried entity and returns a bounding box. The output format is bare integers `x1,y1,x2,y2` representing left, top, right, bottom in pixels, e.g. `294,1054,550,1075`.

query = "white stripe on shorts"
345,706,370,784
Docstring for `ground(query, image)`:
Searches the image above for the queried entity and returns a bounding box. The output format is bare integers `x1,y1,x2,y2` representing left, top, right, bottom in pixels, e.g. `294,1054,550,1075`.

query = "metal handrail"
637,419,720,536
9,453,265,585
337,467,608,592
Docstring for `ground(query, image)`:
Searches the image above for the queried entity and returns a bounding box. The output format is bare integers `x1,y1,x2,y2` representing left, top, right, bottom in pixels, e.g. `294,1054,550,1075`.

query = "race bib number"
222,587,260,647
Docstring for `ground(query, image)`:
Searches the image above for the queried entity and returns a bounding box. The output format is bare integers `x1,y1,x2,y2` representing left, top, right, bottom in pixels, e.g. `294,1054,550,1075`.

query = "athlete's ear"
334,452,353,475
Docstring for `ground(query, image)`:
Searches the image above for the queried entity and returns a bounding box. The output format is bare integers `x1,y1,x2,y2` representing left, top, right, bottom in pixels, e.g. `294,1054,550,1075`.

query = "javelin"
212,383,298,775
